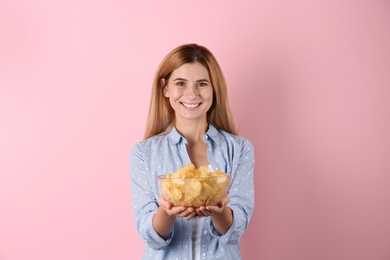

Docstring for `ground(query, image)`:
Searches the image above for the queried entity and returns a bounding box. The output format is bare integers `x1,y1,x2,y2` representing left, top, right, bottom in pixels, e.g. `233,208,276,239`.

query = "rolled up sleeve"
130,143,173,250
209,139,255,244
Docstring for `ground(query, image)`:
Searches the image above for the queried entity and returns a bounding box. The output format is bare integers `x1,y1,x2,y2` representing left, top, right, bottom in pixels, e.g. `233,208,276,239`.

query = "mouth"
181,102,202,109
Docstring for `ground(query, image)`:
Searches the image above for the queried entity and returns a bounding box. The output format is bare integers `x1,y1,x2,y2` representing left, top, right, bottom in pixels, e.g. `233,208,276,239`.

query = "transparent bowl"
158,175,231,207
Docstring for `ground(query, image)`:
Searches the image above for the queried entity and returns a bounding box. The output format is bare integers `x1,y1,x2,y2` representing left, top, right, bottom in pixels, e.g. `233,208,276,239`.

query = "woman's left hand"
195,194,230,217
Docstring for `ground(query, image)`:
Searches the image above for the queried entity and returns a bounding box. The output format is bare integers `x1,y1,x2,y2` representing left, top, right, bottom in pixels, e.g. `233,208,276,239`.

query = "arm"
130,143,198,246
196,195,232,235
208,139,255,243
153,197,197,239
130,143,173,249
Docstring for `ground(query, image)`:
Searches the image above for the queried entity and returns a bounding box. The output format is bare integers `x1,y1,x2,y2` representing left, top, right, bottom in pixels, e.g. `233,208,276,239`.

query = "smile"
181,102,201,108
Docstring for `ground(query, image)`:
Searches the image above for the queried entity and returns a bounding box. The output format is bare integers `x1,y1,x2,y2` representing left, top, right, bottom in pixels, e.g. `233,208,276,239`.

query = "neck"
175,120,208,143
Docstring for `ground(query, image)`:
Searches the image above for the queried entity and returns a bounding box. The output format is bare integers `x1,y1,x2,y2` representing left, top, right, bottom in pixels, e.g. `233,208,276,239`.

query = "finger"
158,196,173,210
221,194,230,205
196,206,206,216
198,207,213,216
184,211,197,221
167,206,187,216
196,209,206,217
176,207,193,218
206,205,223,214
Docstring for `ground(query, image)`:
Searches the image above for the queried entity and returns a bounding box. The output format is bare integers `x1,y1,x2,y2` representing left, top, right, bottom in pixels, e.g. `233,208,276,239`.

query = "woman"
130,43,255,260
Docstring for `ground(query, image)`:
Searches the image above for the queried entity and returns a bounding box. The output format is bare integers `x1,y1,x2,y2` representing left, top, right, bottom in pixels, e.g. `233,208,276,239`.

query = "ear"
161,78,169,97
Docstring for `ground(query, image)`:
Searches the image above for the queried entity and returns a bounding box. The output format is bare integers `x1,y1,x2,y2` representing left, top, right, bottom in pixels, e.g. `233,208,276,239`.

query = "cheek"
168,88,182,99
205,90,214,101
168,96,179,107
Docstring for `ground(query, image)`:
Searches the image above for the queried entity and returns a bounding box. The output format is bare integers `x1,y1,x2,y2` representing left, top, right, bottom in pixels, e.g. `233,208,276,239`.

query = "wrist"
157,206,176,220
212,206,232,220
210,206,233,235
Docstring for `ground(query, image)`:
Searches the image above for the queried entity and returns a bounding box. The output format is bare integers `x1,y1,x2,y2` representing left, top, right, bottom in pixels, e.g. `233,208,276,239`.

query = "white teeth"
182,103,200,108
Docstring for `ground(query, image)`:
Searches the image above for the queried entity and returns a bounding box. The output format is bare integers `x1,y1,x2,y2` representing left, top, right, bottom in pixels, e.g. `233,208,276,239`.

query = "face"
163,62,213,124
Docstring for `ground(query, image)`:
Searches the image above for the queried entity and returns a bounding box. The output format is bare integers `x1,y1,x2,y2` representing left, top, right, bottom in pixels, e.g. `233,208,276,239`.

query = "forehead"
171,62,210,79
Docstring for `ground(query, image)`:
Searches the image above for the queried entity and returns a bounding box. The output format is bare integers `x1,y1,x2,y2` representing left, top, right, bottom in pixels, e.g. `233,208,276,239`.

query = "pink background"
1,1,390,259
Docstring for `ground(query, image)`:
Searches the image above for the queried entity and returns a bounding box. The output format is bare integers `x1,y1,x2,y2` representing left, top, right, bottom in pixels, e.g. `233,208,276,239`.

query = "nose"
185,84,199,97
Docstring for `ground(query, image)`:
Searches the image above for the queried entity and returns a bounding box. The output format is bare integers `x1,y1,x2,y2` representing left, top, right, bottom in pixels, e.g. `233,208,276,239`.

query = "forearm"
152,207,176,239
210,206,233,235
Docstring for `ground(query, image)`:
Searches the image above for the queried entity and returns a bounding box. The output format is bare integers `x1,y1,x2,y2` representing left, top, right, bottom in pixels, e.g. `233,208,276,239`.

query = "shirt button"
202,253,207,257
204,230,208,234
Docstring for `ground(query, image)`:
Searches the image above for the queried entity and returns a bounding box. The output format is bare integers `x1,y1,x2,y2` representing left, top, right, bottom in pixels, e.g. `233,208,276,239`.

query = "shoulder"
214,128,254,151
131,134,169,155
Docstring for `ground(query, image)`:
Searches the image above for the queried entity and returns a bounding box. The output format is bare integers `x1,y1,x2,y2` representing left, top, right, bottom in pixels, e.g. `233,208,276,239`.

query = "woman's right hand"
158,196,197,221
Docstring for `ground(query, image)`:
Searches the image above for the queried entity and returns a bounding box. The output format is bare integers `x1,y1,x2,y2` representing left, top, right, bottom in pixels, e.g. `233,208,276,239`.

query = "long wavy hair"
144,43,237,139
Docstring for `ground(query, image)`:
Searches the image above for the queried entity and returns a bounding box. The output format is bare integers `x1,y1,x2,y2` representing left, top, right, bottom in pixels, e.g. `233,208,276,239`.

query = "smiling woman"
163,62,214,129
130,44,255,260
144,44,237,140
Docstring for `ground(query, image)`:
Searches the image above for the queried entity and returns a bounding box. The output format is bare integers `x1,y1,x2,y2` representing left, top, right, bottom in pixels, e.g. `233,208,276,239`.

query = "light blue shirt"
130,124,255,260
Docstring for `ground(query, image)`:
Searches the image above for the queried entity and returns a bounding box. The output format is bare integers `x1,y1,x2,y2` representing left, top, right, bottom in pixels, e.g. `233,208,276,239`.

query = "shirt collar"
204,124,219,142
167,127,184,145
167,124,219,145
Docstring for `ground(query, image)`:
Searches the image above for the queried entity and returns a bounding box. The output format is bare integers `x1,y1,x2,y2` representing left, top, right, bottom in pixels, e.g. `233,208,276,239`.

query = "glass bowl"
158,174,231,207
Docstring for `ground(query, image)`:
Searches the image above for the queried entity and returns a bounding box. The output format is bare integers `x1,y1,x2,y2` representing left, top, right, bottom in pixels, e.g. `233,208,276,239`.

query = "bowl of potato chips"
158,164,231,207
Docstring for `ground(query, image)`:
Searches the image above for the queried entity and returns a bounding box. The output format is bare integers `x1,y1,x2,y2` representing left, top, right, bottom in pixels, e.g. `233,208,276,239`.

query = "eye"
176,81,186,86
197,82,208,87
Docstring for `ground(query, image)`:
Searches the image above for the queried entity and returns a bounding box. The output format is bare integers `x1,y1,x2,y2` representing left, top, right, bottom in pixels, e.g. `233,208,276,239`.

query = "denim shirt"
130,125,255,260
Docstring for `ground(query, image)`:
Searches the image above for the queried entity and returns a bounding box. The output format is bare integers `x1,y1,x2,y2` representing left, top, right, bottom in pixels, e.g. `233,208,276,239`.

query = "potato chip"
158,164,231,207
171,189,183,200
182,180,201,197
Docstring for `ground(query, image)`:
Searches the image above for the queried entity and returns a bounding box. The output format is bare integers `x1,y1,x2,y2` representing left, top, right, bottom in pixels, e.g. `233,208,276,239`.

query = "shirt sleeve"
209,138,255,244
130,142,174,250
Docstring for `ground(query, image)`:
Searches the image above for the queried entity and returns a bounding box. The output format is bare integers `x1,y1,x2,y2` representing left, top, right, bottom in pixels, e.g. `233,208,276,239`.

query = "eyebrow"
173,78,210,82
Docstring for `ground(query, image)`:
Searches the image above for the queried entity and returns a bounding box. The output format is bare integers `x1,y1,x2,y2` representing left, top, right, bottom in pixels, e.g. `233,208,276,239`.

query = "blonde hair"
144,43,237,139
